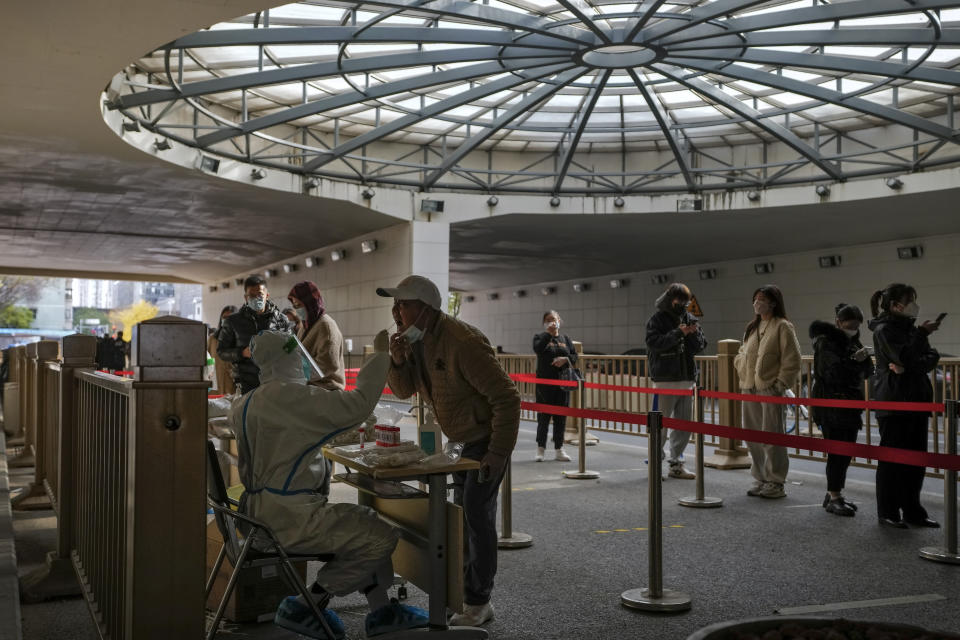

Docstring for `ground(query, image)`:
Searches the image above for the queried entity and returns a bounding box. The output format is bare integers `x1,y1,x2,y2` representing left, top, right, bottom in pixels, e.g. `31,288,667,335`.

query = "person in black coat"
868,283,942,529
810,304,873,517
217,275,291,395
532,310,577,462
645,283,707,479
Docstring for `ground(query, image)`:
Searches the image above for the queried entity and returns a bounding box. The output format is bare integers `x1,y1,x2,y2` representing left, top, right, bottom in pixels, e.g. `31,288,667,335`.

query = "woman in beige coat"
734,285,801,499
288,281,345,391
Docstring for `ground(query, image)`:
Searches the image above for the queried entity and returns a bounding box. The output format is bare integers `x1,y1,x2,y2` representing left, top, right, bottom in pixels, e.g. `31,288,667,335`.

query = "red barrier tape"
700,389,943,413
510,373,577,389
520,400,960,471
509,373,692,395
344,385,393,395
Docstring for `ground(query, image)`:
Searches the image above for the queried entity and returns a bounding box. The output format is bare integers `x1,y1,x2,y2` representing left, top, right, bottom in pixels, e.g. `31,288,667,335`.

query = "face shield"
251,330,325,384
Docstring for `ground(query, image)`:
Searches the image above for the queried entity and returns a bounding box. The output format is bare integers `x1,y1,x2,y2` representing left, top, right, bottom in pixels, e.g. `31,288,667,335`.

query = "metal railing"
39,362,61,508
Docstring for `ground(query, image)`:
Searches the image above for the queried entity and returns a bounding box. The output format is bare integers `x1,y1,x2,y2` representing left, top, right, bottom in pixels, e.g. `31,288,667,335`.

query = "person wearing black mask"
209,305,238,395
217,276,290,395
645,283,707,480
810,303,873,517
868,283,942,529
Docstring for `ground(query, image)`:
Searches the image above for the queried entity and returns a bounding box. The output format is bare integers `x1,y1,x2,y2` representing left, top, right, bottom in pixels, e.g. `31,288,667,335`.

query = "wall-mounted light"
541,286,556,296
283,263,298,273
465,295,476,303
818,255,842,268
200,156,220,173
815,184,830,197
122,120,140,132
677,198,703,212
264,268,278,278
754,262,774,275
699,268,717,280
886,177,904,190
305,256,322,268
304,177,320,189
361,239,378,254
651,274,670,285
613,196,625,208
420,199,444,213
513,290,527,298
235,278,245,286
251,168,267,180
572,283,590,293
221,282,231,289
487,195,499,207
209,285,218,292
549,196,561,207
153,138,171,151
361,187,376,200
610,279,627,289
746,190,760,201
487,292,499,301
897,245,923,260
330,249,346,262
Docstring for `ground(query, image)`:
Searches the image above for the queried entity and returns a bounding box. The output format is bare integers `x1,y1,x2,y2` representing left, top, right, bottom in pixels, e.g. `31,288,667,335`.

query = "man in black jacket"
645,283,707,480
217,275,290,394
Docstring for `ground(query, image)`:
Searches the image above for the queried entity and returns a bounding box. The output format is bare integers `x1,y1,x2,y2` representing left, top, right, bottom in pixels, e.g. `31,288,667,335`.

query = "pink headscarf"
288,281,326,331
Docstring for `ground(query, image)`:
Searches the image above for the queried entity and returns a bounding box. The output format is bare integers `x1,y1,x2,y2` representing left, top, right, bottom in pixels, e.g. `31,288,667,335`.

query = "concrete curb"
0,430,23,640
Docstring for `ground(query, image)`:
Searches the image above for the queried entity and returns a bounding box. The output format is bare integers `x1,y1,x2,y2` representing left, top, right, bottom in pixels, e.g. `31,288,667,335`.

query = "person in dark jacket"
868,283,942,529
532,310,577,462
645,283,707,479
810,304,873,517
217,275,291,395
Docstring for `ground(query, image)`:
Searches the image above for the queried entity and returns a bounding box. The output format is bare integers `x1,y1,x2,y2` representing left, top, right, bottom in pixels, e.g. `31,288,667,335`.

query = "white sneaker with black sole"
555,448,571,461
450,602,494,627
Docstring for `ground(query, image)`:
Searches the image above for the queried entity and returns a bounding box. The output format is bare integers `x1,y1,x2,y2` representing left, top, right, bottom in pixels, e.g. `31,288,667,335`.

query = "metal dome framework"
112,0,960,194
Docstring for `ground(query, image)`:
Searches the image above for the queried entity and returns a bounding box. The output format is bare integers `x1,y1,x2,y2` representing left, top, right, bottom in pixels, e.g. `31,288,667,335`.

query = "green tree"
73,306,109,332
448,292,462,318
0,305,35,329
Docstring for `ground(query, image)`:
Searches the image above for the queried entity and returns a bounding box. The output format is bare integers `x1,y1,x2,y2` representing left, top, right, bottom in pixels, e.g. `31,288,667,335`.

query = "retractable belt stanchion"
920,399,960,564
621,411,692,612
679,387,723,508
498,456,533,549
565,378,599,480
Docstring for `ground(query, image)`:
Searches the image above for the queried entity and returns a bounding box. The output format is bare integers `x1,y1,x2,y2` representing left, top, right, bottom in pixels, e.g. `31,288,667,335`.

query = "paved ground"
11,405,960,639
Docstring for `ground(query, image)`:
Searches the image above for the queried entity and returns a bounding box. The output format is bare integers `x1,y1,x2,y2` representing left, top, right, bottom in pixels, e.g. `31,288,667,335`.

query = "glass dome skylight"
111,0,960,194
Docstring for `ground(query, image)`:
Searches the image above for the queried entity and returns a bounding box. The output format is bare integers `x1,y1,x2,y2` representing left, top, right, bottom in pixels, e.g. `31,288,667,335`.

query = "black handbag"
559,366,584,384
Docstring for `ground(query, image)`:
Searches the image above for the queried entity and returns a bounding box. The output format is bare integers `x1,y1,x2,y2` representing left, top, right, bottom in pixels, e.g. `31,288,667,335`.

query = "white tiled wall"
459,233,960,357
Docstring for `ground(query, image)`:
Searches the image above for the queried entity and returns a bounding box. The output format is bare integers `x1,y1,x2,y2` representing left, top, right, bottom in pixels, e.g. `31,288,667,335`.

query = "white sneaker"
450,601,494,627
534,447,545,462
758,482,786,499
668,464,695,480
555,448,571,462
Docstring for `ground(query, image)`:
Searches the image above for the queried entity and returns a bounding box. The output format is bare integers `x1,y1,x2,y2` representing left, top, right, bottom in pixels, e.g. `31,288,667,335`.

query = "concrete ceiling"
0,1,398,283
449,188,960,291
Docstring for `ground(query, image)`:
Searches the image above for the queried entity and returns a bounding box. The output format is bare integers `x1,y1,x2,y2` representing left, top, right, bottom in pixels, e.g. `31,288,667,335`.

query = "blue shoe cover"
274,596,345,640
365,601,429,637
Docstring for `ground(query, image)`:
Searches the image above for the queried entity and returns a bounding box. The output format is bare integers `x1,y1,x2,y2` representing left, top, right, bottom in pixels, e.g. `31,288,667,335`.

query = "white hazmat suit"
228,330,399,597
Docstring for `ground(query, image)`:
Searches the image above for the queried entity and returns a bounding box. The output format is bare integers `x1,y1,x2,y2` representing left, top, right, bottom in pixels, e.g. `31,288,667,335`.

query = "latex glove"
373,329,389,353
478,450,508,483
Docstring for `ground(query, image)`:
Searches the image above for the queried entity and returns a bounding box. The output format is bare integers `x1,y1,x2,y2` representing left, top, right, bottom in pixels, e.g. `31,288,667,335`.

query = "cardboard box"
206,517,308,622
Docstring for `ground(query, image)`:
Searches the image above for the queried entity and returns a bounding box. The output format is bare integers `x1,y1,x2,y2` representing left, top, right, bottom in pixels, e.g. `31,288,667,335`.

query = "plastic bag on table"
207,416,234,439
207,395,236,419
356,441,426,468
326,414,377,448
419,441,464,469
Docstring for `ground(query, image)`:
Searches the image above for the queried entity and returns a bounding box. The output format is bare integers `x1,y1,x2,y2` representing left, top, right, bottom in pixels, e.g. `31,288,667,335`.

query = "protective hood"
251,330,306,385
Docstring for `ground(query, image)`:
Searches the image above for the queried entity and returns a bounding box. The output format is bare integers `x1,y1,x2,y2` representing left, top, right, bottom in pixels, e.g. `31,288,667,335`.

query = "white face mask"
544,321,559,331
842,328,858,338
753,300,771,316
295,307,308,322
903,301,920,318
401,306,428,344
247,296,266,312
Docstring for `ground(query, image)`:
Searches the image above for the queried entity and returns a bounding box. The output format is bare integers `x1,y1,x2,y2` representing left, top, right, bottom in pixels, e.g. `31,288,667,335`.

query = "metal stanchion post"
920,399,960,564
679,388,723,508
498,456,533,549
621,411,692,612
565,378,599,480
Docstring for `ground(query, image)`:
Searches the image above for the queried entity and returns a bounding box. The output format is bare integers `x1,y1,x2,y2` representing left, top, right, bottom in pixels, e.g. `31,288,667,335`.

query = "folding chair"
205,439,337,640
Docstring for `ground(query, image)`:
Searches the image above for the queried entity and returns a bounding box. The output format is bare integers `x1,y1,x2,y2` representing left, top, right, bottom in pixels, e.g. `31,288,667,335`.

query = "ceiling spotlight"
613,196,625,207
251,168,267,180
651,274,670,285
304,256,322,268
282,263,298,273
487,195,499,207
487,292,499,301
610,279,627,289
200,155,220,173
235,278,244,286
541,286,556,296
815,184,830,197
304,177,320,189
330,249,346,262
122,120,140,132
572,283,590,293
513,289,527,298
264,268,278,278
420,199,444,213
699,268,717,280
746,190,760,201
897,245,923,260
153,138,171,151
361,239,378,254
221,281,231,289
754,262,774,275
886,177,904,190
549,196,561,207
361,187,376,200
819,255,842,268
209,285,218,292
465,295,476,303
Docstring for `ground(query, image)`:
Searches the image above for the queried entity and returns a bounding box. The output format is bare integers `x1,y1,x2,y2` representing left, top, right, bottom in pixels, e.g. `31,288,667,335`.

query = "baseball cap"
376,275,443,310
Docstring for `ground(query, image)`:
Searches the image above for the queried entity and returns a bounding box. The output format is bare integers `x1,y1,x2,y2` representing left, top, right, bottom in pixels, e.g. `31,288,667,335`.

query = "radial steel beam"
674,57,960,144
167,26,580,50
303,62,575,171
653,63,844,181
423,67,588,189
553,0,612,43
622,0,671,44
117,46,570,109
640,0,772,43
626,68,695,191
195,57,566,147
553,69,612,193
667,28,960,50
658,0,959,47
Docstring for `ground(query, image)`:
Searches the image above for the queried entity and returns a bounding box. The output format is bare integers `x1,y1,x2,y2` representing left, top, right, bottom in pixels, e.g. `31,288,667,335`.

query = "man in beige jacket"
377,275,520,628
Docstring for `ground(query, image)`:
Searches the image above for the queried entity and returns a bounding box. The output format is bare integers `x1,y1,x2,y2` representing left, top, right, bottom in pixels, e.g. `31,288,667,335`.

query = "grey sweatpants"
657,393,693,465
742,387,789,484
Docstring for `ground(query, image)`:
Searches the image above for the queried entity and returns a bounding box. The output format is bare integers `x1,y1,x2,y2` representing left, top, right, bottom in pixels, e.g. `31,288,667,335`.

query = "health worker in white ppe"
229,329,427,639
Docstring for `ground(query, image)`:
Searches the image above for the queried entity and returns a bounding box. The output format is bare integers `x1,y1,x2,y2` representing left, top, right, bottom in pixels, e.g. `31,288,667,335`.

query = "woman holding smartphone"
532,310,577,462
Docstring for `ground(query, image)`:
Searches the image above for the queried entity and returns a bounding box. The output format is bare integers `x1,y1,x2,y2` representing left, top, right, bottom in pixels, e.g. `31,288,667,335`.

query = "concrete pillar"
410,220,450,306
11,340,58,508
705,339,751,469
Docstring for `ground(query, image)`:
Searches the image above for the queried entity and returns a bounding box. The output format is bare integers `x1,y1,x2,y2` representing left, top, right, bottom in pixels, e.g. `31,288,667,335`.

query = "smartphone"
936,312,948,323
